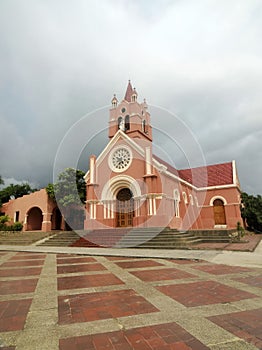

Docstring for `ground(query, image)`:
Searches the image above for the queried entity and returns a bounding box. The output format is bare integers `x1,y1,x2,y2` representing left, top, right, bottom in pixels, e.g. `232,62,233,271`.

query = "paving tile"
208,308,262,349
10,254,46,260
1,260,45,268
56,256,97,265
0,298,32,331
58,289,159,324
190,263,252,275
130,268,196,282
57,273,124,290
115,259,164,269
234,275,262,288
106,256,130,261
0,267,42,277
57,263,107,274
0,278,38,295
59,322,209,349
157,281,257,307
171,259,203,265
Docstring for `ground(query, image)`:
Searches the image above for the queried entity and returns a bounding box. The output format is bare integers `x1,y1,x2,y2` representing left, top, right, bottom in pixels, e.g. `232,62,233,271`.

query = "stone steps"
35,227,232,249
37,231,80,247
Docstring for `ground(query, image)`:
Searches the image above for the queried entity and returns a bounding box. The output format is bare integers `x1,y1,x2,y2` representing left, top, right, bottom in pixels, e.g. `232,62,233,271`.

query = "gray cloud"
0,0,261,194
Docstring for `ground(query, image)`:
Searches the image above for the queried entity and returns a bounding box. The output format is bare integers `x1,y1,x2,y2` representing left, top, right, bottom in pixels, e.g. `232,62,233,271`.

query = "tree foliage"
241,192,262,233
46,168,86,208
0,183,37,206
0,176,4,186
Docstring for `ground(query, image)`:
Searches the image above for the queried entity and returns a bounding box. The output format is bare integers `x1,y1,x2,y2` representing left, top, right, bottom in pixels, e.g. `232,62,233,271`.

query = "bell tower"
108,81,152,141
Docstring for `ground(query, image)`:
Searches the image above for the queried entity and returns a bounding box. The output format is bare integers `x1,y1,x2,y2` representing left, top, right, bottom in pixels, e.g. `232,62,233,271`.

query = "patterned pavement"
0,251,261,349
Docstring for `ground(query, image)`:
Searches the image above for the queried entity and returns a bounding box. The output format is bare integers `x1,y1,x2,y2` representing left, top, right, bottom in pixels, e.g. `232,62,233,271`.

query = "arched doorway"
27,207,43,231
116,188,134,227
51,207,62,230
213,199,226,225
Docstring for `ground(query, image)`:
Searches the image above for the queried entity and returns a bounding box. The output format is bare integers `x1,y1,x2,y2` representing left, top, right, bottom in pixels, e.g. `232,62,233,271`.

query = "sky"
0,0,262,194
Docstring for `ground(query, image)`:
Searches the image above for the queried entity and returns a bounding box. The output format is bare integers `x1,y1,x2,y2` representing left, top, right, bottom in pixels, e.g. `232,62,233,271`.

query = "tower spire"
124,80,133,102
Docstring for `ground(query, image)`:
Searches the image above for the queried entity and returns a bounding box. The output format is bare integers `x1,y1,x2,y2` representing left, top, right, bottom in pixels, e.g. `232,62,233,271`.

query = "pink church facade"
84,82,243,231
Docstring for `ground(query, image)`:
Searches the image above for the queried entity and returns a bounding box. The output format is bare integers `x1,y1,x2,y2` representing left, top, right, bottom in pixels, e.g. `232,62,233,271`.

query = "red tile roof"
153,155,233,188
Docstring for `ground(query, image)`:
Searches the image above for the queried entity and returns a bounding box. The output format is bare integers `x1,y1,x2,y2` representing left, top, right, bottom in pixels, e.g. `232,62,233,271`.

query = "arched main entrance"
27,207,43,231
213,199,226,225
116,188,134,227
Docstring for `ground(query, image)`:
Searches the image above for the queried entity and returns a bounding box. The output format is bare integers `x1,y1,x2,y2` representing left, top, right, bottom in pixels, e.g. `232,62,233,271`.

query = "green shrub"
11,222,23,231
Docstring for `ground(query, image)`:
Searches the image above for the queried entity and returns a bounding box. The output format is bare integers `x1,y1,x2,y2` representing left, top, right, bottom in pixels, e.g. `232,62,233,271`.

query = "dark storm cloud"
0,0,261,194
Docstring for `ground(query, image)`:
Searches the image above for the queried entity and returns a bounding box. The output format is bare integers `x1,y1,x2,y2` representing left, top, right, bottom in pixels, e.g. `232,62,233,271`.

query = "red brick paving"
130,268,196,282
115,260,164,269
0,279,38,295
157,281,257,307
0,298,32,331
57,263,106,274
1,260,45,268
208,308,262,349
0,267,42,277
106,256,130,261
56,256,97,265
10,254,46,260
190,263,252,275
58,289,159,324
234,275,262,288
57,273,124,290
59,322,209,349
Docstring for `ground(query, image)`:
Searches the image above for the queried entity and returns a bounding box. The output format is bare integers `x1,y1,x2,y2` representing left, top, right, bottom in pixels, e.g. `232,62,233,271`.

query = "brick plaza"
0,249,261,349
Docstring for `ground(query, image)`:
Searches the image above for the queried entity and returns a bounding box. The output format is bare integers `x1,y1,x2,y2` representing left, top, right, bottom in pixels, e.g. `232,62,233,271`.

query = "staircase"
37,231,82,247
35,228,233,249
72,227,202,249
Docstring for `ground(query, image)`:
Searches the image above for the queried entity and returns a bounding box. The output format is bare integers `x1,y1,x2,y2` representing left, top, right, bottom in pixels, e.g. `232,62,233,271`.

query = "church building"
84,81,243,231
1,81,243,233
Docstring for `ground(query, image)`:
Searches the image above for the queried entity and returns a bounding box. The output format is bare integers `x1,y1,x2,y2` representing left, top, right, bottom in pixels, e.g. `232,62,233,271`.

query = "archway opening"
116,188,134,227
51,207,62,230
27,207,43,231
213,199,226,225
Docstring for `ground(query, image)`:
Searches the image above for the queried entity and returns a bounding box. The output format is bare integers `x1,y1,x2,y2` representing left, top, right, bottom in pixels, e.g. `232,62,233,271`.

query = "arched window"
174,189,180,217
118,117,125,131
189,194,194,205
125,115,130,130
118,117,122,129
182,192,188,204
142,120,146,133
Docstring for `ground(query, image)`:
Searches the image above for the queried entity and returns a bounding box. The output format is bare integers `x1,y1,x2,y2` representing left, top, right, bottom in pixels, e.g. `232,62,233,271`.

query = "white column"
89,155,96,184
145,146,152,175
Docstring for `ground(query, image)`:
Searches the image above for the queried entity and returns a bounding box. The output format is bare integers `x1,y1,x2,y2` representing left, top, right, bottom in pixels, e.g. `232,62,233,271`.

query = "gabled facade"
84,82,243,231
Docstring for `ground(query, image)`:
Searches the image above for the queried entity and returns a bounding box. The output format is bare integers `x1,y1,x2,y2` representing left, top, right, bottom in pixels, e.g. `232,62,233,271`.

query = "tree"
0,183,37,205
46,168,86,229
241,192,262,233
46,168,86,206
0,176,4,186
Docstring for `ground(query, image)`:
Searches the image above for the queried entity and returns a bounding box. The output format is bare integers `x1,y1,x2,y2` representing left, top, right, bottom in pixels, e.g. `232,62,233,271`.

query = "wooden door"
213,199,226,225
116,188,134,227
